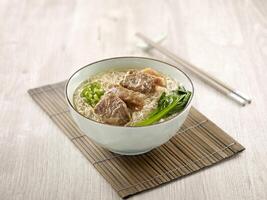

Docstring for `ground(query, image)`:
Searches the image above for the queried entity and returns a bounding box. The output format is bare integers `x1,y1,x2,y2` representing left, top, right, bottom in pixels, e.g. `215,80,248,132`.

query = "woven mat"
28,81,245,199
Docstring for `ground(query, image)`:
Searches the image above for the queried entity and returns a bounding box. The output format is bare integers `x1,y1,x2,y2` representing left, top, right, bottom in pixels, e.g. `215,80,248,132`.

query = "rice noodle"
73,69,179,125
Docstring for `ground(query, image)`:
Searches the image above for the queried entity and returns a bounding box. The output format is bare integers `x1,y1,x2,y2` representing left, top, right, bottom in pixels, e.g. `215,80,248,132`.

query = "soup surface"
73,68,191,126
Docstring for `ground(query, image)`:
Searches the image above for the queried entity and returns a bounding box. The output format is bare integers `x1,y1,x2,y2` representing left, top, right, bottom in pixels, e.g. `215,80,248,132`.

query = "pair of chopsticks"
136,33,251,106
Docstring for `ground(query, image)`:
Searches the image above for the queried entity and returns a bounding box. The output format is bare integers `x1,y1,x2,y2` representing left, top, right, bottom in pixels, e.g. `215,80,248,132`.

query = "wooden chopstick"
136,33,251,106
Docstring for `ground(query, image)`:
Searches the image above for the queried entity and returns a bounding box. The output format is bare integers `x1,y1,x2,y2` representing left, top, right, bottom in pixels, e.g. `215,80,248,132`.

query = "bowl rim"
65,56,194,128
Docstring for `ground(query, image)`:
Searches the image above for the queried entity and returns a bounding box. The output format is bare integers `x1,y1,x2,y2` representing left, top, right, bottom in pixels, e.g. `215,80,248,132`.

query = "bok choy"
134,86,191,126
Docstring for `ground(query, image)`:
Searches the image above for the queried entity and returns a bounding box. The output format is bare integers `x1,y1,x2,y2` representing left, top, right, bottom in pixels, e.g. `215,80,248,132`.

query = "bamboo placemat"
28,81,245,199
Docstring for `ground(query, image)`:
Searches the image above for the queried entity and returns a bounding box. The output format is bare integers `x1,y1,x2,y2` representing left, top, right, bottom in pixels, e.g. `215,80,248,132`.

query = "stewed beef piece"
120,69,166,94
120,70,156,94
94,93,131,125
141,68,166,87
109,85,145,111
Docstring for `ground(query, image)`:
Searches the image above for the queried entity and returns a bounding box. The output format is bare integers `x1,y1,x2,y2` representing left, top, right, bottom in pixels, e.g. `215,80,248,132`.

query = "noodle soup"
66,57,194,154
73,68,191,127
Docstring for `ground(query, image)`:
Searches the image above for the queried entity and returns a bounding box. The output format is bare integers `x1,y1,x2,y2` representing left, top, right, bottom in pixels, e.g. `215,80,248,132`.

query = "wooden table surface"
1,0,267,199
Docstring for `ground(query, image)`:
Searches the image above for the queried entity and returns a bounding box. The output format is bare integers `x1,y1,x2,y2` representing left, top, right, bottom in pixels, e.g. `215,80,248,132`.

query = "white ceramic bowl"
65,57,194,155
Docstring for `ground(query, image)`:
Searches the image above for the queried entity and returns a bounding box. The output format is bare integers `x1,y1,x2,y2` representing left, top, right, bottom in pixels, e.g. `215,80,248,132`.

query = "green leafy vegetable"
134,86,191,126
80,82,105,106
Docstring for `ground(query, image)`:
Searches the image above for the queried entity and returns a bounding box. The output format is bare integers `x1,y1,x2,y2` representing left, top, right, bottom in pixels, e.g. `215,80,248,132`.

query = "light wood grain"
0,0,267,199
